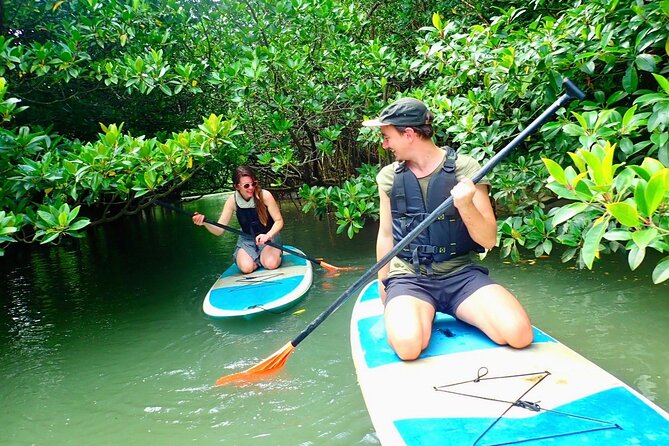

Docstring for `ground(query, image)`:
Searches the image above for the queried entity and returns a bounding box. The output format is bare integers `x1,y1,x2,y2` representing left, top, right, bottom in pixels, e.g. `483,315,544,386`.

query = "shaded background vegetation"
0,0,667,281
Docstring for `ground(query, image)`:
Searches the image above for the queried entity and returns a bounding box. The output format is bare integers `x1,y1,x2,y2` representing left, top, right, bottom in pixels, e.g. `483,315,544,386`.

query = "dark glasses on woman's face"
240,181,258,189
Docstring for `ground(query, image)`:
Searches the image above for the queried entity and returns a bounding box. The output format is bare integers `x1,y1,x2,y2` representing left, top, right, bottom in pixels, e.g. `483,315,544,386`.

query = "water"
1,194,668,445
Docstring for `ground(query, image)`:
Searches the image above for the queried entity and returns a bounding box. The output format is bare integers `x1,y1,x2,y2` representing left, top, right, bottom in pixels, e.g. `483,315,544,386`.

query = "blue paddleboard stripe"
209,275,305,310
393,387,669,445
358,314,555,369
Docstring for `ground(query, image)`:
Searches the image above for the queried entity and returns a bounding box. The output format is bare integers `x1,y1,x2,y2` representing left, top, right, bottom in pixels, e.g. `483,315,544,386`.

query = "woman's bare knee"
262,256,282,270
237,259,257,274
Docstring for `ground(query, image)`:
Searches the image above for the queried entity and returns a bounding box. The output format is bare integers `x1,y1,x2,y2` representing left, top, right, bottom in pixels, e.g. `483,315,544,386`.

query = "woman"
192,166,284,274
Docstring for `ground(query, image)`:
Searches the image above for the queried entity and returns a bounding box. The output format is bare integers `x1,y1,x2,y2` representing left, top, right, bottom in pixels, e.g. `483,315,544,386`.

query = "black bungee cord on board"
433,367,622,445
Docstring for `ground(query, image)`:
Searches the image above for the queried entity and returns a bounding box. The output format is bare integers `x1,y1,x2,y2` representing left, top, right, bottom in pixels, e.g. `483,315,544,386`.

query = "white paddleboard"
351,280,669,445
202,246,313,318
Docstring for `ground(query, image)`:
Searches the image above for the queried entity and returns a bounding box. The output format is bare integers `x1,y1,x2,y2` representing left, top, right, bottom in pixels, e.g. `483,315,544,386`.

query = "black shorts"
381,265,496,316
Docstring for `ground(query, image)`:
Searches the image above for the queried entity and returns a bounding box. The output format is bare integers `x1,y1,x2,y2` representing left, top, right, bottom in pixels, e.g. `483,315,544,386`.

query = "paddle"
215,79,586,386
155,199,357,273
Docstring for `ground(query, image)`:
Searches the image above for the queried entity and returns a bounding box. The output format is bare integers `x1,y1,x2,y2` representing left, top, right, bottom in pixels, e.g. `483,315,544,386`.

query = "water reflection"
488,250,669,411
0,197,667,445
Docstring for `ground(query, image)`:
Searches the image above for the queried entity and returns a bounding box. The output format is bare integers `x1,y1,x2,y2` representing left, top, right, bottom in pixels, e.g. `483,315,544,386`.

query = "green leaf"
573,180,594,200
579,150,605,186
567,152,586,173
68,219,90,231
621,105,637,129
58,211,69,227
545,182,579,200
632,228,658,250
613,167,635,194
134,56,144,72
634,93,666,106
542,158,567,184
648,105,669,132
551,202,590,226
628,245,645,270
582,219,608,269
603,228,632,241
606,202,640,227
634,180,649,216
159,84,172,96
561,247,578,263
652,256,669,284
572,111,588,128
347,224,355,239
580,60,596,75
562,123,586,137
432,13,443,32
645,169,669,216
40,231,60,244
37,210,57,226
622,66,638,93
542,239,553,255
641,158,666,176
652,73,669,95
635,54,656,72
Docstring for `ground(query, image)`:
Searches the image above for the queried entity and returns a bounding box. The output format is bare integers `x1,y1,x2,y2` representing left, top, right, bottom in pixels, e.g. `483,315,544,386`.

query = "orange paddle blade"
319,261,364,273
215,342,295,386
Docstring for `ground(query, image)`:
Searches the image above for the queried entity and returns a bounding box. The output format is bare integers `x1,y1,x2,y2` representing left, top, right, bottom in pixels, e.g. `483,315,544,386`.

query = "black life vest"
390,148,485,273
236,196,274,237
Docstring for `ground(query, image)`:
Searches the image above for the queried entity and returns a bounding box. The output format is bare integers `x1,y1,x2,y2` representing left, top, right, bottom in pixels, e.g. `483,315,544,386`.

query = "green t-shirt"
376,148,489,278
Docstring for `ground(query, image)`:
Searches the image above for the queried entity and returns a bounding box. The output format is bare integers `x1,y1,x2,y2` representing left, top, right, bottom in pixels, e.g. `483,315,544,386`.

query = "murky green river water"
1,194,668,445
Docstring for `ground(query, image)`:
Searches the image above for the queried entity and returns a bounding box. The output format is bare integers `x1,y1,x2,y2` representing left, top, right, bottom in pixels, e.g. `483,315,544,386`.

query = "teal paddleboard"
351,280,669,445
203,246,313,318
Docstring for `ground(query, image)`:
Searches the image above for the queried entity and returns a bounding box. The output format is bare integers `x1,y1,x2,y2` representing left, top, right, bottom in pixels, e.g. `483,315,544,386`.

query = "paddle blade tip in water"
215,342,295,386
319,261,365,273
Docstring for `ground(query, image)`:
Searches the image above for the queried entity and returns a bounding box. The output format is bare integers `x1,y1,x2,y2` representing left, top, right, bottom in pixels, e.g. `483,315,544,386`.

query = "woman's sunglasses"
240,181,258,189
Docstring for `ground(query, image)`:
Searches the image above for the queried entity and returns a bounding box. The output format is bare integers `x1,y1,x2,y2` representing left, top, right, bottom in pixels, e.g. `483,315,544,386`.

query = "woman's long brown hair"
233,166,269,226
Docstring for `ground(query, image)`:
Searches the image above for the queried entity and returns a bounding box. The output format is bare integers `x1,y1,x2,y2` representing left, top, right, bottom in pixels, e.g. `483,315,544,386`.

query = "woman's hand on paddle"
256,233,271,245
192,212,205,226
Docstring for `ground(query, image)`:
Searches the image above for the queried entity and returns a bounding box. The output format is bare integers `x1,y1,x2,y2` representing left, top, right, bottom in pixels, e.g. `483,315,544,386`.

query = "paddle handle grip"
563,78,587,100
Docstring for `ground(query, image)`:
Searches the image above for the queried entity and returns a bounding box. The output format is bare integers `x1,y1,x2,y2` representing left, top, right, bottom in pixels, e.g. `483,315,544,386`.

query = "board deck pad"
350,280,669,445
203,246,313,318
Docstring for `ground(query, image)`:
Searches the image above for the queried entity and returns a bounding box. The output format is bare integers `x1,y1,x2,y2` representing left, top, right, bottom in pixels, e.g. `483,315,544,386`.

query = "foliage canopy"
1,0,668,282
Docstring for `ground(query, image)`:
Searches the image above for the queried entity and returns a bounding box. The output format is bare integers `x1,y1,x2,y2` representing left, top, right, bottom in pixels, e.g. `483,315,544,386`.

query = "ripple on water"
1,209,666,445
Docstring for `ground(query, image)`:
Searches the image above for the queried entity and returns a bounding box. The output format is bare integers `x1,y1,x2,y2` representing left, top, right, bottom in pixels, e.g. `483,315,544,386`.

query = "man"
363,97,533,360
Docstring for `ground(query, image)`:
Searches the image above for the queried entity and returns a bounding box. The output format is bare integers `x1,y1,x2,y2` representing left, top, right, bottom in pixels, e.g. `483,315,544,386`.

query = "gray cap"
362,98,431,127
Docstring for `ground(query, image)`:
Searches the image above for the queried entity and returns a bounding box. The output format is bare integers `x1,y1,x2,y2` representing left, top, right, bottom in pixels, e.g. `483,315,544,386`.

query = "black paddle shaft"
154,200,325,266
291,79,586,347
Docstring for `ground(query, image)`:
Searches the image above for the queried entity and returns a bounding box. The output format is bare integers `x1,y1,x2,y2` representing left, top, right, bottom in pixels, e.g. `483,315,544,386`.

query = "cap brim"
361,118,387,127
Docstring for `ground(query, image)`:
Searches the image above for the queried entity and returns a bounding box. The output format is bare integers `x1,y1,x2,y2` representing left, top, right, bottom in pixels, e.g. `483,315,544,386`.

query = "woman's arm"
255,190,284,245
192,195,235,236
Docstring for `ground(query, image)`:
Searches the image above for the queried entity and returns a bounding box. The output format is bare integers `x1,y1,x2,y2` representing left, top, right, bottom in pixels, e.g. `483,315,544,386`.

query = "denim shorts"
381,265,496,316
234,233,282,266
